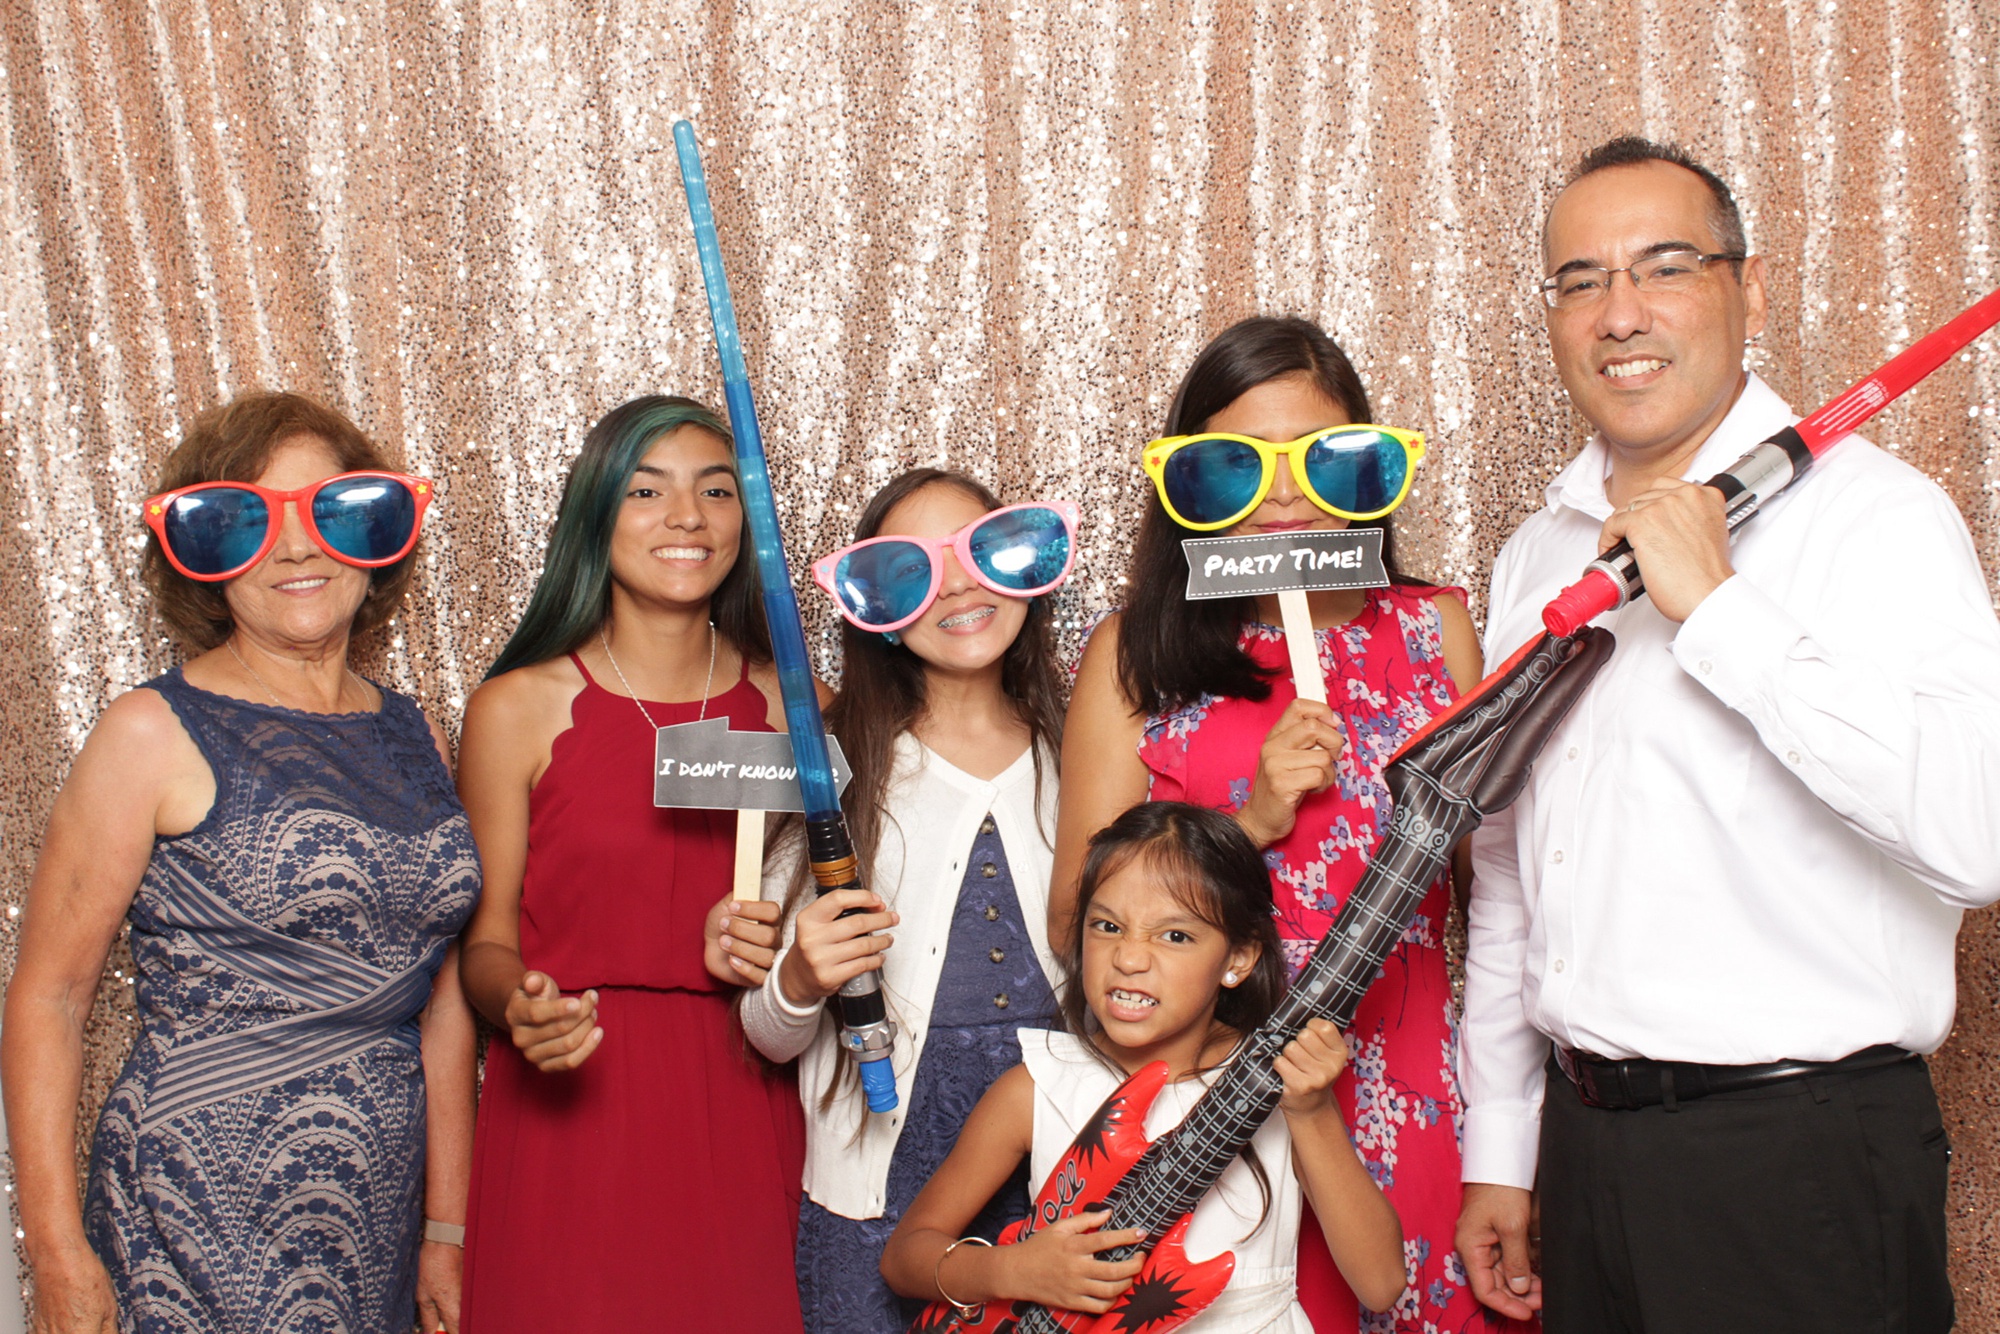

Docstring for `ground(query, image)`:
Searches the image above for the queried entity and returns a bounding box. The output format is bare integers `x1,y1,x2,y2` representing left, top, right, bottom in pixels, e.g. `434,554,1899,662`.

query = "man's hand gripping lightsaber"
674,121,899,1114
1545,286,2000,635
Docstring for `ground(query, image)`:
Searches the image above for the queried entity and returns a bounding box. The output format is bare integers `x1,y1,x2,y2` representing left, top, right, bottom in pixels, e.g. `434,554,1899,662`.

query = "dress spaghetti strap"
568,651,599,688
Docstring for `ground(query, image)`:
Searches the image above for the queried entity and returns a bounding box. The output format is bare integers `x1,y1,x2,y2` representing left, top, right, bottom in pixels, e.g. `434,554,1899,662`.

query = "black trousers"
1538,1052,1953,1334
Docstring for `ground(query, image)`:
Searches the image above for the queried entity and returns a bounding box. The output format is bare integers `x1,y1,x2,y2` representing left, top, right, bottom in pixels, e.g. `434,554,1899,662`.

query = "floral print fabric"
1138,587,1488,1334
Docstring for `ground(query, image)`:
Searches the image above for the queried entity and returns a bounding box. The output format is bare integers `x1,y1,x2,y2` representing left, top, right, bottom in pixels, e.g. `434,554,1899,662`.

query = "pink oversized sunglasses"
811,501,1079,633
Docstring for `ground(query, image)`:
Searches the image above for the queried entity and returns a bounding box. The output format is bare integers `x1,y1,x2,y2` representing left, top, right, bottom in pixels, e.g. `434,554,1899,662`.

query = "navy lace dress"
83,668,481,1334
795,816,1058,1334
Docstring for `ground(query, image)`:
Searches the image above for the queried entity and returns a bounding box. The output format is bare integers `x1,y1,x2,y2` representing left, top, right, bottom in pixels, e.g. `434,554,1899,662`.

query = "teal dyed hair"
485,395,771,679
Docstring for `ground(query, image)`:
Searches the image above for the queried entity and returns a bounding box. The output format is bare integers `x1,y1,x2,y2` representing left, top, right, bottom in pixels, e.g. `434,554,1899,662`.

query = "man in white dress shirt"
1453,136,2000,1333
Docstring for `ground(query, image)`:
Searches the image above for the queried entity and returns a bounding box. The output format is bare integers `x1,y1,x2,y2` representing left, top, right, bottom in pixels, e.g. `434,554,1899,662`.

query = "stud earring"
882,630,901,646
1223,970,1239,986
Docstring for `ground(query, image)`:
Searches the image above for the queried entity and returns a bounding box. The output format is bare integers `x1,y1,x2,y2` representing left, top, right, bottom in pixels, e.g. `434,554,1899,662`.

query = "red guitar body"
909,1061,1236,1334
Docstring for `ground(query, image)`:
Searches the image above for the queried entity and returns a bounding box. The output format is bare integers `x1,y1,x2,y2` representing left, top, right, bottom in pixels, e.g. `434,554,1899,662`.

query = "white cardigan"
739,732,1061,1220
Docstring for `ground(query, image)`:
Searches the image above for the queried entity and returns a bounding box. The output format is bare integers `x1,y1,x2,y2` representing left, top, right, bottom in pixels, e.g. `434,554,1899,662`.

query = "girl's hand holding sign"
1239,697,1347,847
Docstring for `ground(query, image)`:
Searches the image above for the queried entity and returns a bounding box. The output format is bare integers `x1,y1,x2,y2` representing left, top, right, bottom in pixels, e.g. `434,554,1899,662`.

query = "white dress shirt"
1461,373,2000,1190
738,733,1061,1219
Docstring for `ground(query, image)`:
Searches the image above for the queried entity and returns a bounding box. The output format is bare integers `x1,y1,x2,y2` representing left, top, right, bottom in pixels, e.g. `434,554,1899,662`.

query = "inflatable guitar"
911,625,1615,1334
915,287,2000,1334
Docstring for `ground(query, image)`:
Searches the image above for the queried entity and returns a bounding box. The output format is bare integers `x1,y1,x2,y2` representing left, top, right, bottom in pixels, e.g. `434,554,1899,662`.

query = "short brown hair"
142,392,415,650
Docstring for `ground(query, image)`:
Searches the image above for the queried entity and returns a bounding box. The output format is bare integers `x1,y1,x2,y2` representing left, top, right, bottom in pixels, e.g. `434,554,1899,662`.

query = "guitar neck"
1101,769,1479,1241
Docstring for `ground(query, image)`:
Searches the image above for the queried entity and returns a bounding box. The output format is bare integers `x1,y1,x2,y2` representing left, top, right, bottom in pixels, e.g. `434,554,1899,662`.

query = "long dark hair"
819,469,1065,883
777,469,1068,1120
781,469,1066,910
1058,802,1285,1045
1118,316,1417,714
1059,802,1286,1225
485,395,771,678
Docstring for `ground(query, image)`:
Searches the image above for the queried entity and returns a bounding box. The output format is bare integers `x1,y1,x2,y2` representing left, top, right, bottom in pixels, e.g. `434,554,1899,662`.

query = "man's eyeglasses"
1539,249,1746,310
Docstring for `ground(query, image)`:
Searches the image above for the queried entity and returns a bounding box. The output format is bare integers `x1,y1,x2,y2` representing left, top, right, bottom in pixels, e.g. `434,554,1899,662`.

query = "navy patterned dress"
795,816,1058,1334
83,668,481,1334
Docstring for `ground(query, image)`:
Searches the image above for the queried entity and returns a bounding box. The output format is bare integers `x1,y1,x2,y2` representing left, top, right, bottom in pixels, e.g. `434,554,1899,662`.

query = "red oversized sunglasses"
143,471,434,582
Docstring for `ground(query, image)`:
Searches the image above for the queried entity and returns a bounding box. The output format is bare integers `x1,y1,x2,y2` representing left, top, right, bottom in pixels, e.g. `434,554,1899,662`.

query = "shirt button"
994,993,1010,1009
1553,959,1566,973
1551,849,1565,864
990,947,1006,963
984,905,1000,921
1699,660,1714,675
981,864,998,879
1566,746,1579,761
1787,750,1802,765
980,818,997,835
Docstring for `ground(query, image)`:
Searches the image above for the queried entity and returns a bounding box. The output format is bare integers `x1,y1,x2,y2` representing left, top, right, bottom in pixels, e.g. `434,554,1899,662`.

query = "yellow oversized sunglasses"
1141,424,1427,531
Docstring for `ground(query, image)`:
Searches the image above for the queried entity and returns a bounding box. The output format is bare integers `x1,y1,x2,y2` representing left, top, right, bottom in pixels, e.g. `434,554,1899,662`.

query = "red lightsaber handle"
1543,286,2000,637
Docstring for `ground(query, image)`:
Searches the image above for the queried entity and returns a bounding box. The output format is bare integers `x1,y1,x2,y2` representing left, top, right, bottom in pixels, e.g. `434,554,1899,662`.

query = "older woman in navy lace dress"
2,393,479,1334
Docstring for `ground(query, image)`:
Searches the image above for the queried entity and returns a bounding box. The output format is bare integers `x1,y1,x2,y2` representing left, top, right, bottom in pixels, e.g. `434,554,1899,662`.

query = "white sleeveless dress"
1020,1029,1313,1333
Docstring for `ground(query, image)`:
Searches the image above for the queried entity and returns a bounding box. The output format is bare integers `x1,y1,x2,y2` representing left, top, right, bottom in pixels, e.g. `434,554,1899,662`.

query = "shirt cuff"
1460,1103,1544,1191
1670,573,1801,712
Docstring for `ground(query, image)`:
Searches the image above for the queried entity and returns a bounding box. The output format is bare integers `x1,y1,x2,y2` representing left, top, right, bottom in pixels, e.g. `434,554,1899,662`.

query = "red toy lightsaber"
1544,286,2000,636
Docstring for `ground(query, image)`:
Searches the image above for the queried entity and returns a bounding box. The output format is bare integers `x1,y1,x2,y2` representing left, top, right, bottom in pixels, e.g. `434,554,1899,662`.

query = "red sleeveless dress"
1139,587,1509,1334
462,654,806,1332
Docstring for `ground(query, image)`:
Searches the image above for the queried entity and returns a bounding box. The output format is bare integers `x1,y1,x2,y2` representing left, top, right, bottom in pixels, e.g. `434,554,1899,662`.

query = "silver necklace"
598,621,716,729
225,638,368,712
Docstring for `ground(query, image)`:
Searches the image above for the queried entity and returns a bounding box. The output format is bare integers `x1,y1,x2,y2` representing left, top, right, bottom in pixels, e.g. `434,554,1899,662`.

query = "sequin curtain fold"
3,0,1997,1321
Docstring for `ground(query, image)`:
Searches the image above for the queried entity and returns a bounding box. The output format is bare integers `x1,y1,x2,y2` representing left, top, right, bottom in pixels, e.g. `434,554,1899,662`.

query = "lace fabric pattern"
795,821,1055,1334
83,669,480,1334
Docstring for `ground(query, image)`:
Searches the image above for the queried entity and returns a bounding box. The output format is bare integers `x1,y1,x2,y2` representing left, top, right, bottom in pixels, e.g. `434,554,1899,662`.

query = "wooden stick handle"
1277,588,1327,704
733,809,767,900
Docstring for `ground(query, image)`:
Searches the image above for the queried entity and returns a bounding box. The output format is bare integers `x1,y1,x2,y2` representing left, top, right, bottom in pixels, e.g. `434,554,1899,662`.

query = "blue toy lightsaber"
674,120,899,1113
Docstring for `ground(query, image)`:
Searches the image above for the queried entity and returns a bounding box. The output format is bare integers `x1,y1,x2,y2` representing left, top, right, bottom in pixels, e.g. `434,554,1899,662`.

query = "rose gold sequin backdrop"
2,0,1997,1323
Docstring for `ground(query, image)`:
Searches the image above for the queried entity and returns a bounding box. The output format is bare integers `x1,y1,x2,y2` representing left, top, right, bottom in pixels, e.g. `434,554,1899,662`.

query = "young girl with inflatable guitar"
882,801,1405,1331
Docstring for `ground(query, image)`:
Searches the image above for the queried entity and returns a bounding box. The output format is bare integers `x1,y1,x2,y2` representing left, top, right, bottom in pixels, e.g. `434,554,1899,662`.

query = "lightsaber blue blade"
674,119,897,1112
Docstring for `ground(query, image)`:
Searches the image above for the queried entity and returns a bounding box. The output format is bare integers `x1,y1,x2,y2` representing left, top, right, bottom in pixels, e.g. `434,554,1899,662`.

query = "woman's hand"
26,1246,119,1334
775,889,898,1007
414,1239,462,1333
986,1211,1146,1315
702,894,782,988
1276,1017,1351,1118
502,971,602,1072
1238,699,1346,846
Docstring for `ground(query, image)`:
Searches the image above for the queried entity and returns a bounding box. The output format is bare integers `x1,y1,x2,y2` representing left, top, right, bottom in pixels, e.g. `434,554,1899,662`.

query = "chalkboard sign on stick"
654,718,855,900
1180,529,1388,704
655,717,856,811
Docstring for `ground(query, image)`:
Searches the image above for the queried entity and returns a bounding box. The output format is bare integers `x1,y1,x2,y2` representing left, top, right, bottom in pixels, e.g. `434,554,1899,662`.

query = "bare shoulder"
987,1060,1036,1105
1078,609,1122,661
461,657,586,776
467,656,582,728
1069,612,1126,700
1429,589,1477,640
60,687,211,835
87,687,203,771
972,1061,1038,1148
1426,591,1485,693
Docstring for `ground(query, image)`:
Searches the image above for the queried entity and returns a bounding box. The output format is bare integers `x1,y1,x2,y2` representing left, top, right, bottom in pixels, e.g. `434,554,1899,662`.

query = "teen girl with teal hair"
455,395,808,1332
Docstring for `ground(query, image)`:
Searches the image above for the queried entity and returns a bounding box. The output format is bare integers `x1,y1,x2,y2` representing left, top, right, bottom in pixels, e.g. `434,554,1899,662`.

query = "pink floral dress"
1138,586,1494,1334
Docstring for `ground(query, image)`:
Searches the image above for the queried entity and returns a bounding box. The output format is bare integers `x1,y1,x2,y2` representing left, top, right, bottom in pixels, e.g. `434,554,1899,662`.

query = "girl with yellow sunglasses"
1054,316,1486,1334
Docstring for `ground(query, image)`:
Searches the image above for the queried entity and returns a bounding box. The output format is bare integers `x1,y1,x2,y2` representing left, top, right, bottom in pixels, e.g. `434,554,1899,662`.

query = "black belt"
1553,1043,1915,1111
